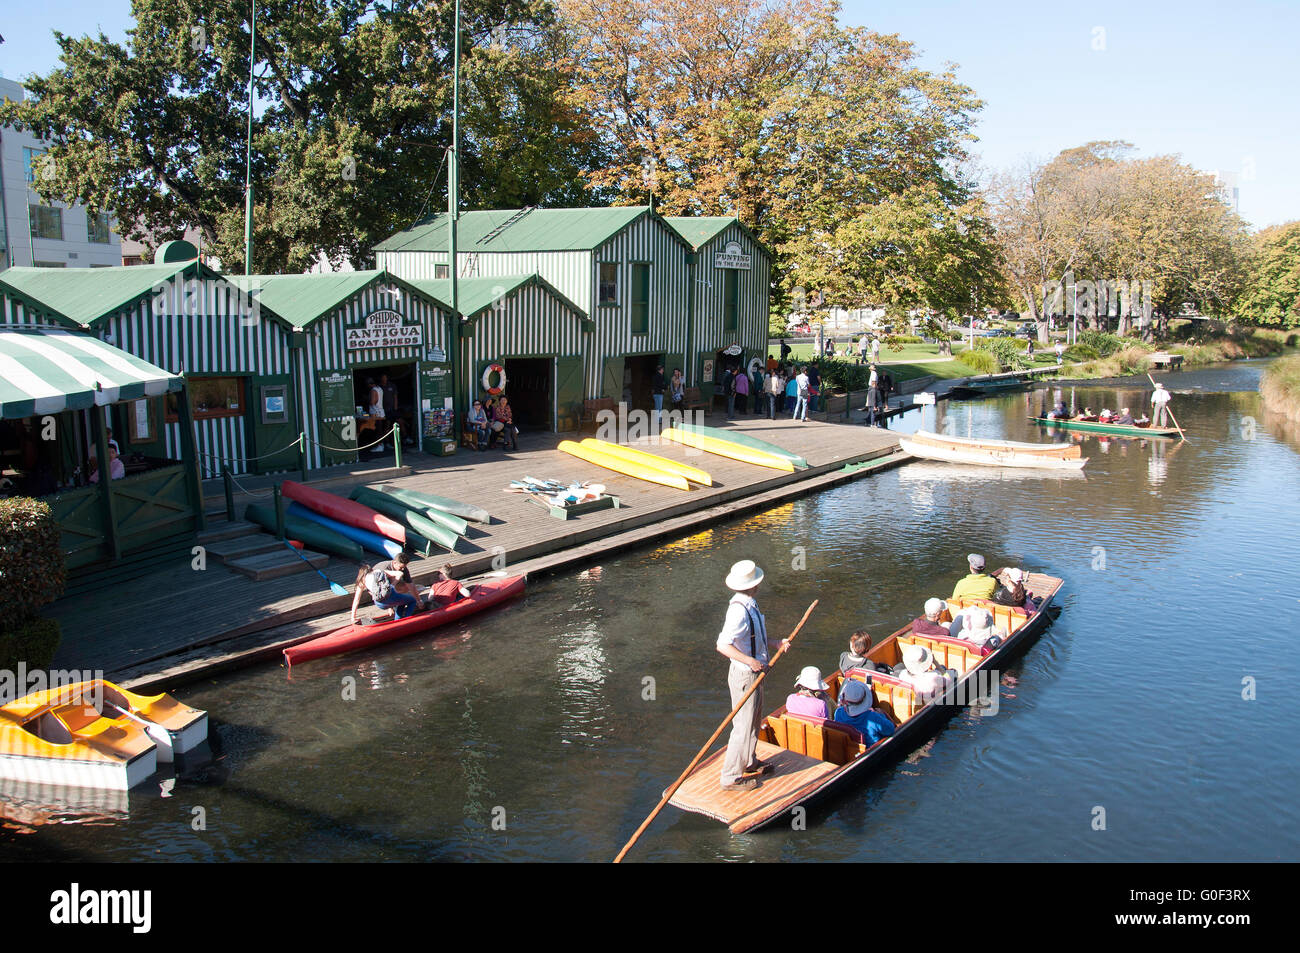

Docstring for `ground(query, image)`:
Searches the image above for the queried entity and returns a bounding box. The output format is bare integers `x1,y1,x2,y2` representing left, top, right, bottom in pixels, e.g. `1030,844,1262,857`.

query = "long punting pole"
243,0,256,274
612,599,819,864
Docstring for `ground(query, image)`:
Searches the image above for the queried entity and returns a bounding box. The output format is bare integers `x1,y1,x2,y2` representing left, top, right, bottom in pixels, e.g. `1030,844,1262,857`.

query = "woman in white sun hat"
895,643,955,702
785,666,831,719
715,559,790,790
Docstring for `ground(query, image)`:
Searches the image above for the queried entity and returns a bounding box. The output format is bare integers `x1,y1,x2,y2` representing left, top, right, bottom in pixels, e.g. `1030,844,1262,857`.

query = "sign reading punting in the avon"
346,309,423,350
713,240,752,270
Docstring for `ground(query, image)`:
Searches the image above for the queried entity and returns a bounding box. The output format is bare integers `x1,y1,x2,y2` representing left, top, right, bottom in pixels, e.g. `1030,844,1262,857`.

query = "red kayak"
281,479,406,545
283,575,526,667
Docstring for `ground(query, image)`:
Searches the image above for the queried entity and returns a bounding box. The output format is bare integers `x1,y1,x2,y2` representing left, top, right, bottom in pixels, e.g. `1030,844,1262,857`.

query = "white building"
0,77,122,270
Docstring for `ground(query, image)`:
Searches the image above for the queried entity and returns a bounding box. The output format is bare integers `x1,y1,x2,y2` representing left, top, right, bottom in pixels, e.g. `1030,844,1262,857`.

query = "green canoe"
1028,416,1183,439
675,422,809,468
369,484,491,524
244,503,364,562
348,486,460,553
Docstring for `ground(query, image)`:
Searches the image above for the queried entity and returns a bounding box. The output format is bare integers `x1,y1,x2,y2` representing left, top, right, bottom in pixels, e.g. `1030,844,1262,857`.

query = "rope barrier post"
273,483,286,540
299,432,308,484
222,467,235,522
393,422,402,469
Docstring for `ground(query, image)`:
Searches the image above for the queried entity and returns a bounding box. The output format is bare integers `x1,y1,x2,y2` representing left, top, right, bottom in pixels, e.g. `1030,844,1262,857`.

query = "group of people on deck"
465,395,518,451
713,553,1038,791
350,551,474,624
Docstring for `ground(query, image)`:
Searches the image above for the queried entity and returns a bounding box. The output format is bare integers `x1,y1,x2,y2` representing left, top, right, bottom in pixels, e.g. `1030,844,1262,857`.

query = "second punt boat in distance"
1028,416,1183,439
898,431,1087,469
666,572,1064,834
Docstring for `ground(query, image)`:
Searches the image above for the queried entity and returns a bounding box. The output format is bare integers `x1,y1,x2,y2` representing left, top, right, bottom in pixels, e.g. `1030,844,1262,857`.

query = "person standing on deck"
651,364,666,430
715,560,789,789
366,377,387,453
734,364,750,415
1151,381,1172,427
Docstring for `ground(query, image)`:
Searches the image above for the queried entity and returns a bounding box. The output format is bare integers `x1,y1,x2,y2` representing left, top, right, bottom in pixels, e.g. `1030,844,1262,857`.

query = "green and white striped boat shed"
376,206,771,401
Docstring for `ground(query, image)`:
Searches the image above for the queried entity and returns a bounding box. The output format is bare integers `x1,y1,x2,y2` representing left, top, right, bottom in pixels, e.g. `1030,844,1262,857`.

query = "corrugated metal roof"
664,217,735,250
664,216,774,259
0,262,195,326
226,271,390,328
407,273,588,324
375,206,657,253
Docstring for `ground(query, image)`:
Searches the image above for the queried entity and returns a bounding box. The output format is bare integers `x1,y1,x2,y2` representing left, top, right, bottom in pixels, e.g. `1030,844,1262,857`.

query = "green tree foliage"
2,0,599,272
1235,222,1300,327
0,498,65,669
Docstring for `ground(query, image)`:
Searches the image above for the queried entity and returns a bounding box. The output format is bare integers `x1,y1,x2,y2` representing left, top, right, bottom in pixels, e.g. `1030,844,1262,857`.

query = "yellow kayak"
579,439,713,486
558,441,691,490
660,428,796,472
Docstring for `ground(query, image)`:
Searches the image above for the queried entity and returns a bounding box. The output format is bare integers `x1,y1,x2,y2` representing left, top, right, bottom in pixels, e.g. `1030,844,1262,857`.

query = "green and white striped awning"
0,327,184,420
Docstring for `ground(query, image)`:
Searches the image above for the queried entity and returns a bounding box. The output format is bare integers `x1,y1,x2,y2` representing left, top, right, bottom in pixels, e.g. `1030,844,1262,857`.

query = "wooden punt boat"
898,431,1086,469
283,574,526,667
675,423,809,469
667,572,1064,833
558,440,692,490
660,427,796,472
947,378,1026,399
1028,416,1183,439
0,680,207,788
579,438,713,486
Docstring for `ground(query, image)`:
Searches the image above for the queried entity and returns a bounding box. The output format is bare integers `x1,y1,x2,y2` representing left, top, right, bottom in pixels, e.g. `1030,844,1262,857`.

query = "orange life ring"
482,363,507,395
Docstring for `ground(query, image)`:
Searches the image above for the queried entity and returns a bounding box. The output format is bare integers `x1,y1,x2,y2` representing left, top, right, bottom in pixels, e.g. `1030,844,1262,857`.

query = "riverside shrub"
0,498,65,668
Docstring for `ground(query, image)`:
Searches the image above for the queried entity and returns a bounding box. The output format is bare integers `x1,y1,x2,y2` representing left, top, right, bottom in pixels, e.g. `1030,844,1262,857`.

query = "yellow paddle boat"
0,680,207,790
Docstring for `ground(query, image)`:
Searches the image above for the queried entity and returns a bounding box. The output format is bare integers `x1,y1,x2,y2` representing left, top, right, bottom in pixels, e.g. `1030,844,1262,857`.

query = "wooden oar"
1145,372,1188,438
612,598,818,864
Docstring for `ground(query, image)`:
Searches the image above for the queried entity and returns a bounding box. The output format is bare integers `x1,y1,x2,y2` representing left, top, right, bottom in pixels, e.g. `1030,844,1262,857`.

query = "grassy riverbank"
1260,352,1300,421
1061,326,1298,379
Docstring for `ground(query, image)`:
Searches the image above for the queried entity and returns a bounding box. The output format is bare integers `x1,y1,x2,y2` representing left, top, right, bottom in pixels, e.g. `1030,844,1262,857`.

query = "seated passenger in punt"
893,644,955,701
993,567,1032,610
953,608,1005,650
913,598,951,638
951,553,997,601
839,630,872,673
1098,408,1116,423
833,679,895,746
422,562,473,608
1115,407,1135,425
1047,397,1069,419
786,666,832,719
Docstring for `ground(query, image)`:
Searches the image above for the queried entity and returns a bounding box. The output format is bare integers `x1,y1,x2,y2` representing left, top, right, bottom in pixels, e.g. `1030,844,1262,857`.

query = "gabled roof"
376,206,688,254
0,262,201,327
226,271,395,328
664,216,773,259
406,274,590,327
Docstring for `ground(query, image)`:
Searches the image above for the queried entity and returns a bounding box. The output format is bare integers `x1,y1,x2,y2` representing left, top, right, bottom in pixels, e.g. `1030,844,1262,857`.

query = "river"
4,360,1297,862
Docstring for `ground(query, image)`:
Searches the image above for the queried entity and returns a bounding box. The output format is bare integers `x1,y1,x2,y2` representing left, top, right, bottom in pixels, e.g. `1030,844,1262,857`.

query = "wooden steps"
203,534,284,565
227,548,328,581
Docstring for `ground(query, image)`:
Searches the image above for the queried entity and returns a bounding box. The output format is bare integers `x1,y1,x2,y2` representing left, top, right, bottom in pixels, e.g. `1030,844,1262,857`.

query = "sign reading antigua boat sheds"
714,240,751,270
346,310,422,350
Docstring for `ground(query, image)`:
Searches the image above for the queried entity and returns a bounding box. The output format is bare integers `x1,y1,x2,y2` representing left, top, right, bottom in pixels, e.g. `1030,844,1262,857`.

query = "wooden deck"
668,740,840,830
49,414,902,678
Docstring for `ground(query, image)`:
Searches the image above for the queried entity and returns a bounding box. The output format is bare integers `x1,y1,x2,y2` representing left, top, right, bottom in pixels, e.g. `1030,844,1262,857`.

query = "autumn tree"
558,0,1000,317
1235,222,1300,327
2,0,598,273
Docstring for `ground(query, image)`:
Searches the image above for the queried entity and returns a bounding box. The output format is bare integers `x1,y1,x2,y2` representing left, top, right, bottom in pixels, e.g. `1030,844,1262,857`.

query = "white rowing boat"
898,430,1087,470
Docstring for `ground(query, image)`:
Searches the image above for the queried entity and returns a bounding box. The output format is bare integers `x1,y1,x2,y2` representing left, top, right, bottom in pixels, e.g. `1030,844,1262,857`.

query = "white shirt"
1152,388,1170,405
716,593,768,664
796,372,809,395
369,385,385,418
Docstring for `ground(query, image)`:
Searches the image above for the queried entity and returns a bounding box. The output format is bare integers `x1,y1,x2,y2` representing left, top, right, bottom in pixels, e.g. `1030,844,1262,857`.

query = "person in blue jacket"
833,679,895,745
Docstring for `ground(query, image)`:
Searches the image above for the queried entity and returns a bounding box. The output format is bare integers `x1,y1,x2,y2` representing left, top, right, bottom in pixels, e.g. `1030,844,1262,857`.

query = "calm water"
5,361,1299,862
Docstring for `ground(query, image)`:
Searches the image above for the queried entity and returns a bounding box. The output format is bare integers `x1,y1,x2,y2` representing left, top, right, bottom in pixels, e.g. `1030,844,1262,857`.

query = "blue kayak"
287,502,402,560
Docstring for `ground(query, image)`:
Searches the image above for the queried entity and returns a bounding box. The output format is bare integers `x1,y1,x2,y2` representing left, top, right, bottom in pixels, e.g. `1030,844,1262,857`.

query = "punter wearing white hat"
1151,381,1172,427
715,560,789,789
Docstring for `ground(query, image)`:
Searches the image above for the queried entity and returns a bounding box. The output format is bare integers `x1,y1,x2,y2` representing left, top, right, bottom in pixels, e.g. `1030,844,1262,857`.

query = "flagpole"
243,0,256,274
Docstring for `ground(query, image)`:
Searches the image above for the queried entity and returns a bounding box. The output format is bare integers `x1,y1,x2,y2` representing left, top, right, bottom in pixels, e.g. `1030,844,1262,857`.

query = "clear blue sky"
3,0,1296,228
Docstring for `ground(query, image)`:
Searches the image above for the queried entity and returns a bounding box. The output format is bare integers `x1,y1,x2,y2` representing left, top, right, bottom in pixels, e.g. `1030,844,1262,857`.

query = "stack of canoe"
558,439,711,490
246,482,489,562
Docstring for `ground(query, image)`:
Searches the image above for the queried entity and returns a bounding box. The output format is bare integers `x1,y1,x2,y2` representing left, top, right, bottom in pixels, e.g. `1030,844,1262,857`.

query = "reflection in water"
4,359,1298,861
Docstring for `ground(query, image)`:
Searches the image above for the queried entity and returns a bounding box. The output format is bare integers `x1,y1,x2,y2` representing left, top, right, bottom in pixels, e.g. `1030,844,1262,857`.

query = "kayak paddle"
282,539,349,595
